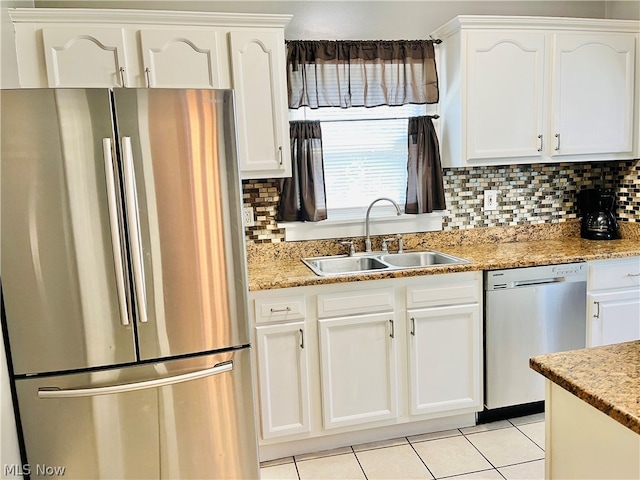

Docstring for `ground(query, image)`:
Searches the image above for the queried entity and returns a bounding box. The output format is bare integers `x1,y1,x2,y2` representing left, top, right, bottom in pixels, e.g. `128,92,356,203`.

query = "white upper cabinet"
551,33,635,157
42,27,128,87
9,8,293,179
229,30,292,179
139,29,225,88
432,16,640,166
465,31,546,161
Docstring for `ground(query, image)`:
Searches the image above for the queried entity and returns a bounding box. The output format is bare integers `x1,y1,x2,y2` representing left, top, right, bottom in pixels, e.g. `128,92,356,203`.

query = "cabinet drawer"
317,288,394,318
254,296,306,324
588,258,640,291
407,278,480,309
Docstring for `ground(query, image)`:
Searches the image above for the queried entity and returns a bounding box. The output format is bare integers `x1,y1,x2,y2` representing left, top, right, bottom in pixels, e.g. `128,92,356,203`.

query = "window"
289,103,435,220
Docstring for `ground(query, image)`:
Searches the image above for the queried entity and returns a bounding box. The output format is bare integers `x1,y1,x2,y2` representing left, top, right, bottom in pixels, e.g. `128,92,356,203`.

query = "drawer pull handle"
299,329,304,349
594,301,600,319
626,273,640,277
410,317,416,336
389,319,395,339
270,307,292,313
537,134,543,152
554,133,561,151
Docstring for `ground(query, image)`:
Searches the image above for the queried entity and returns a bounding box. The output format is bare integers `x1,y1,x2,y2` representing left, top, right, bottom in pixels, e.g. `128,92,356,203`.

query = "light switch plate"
484,190,499,211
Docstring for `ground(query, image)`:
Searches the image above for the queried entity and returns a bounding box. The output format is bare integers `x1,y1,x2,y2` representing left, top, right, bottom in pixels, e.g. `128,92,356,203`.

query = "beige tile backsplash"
243,160,639,245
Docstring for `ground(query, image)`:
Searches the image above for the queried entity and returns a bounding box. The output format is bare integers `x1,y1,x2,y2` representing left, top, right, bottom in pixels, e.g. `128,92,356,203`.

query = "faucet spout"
365,197,402,252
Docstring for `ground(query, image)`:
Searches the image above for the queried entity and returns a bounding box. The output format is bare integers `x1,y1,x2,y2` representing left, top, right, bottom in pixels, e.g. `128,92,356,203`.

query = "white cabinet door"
42,27,128,87
587,290,640,346
255,322,310,439
139,29,225,88
407,304,481,416
318,313,398,429
466,31,546,161
550,33,635,157
228,29,291,179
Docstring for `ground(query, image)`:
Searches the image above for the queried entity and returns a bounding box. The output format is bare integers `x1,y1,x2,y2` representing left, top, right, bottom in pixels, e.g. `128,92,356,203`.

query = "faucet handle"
381,238,395,253
339,241,356,256
382,235,403,254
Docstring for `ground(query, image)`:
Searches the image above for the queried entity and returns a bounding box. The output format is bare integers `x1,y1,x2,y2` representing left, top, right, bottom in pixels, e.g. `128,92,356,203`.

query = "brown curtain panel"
277,121,327,222
287,40,439,109
406,116,446,214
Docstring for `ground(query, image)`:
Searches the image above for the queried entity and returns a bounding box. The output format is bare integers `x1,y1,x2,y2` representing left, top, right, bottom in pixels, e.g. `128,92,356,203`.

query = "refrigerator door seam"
36,361,233,399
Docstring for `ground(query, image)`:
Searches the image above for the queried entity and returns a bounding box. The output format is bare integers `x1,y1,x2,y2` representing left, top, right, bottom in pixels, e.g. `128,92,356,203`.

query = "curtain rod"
294,114,439,123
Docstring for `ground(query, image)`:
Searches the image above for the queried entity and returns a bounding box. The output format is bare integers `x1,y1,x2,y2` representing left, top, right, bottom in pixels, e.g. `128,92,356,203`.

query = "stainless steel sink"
302,250,469,276
304,256,388,275
379,251,465,268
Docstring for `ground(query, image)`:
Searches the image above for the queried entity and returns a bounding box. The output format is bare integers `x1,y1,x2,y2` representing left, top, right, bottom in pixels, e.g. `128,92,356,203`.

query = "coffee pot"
576,188,620,240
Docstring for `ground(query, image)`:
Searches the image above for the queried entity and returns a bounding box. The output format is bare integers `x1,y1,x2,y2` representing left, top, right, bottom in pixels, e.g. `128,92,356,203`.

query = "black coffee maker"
577,188,621,240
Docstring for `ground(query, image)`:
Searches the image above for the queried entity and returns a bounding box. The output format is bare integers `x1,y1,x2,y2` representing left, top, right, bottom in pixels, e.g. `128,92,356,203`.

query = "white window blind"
289,104,432,220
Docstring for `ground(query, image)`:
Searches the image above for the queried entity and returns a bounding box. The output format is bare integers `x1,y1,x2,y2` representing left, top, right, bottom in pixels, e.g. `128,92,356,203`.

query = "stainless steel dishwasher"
484,263,587,410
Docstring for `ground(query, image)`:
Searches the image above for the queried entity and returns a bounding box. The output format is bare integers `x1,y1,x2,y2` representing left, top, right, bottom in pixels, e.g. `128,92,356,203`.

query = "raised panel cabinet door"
140,29,225,88
42,27,128,87
587,291,640,347
255,322,311,439
465,31,546,161
228,29,291,179
408,304,482,416
318,313,398,429
551,33,635,157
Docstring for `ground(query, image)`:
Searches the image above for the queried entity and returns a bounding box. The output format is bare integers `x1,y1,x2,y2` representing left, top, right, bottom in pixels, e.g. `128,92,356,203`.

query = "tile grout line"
406,435,437,479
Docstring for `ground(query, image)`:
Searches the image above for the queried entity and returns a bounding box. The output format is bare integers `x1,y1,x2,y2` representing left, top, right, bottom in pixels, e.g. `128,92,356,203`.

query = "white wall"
34,1,609,39
606,0,640,19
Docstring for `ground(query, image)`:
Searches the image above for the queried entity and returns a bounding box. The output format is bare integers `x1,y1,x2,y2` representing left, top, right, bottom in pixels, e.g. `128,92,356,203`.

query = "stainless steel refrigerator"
1,88,259,479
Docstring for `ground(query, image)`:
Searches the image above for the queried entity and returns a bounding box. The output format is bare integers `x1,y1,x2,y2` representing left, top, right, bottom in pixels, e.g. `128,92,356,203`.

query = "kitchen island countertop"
530,340,640,435
247,222,640,291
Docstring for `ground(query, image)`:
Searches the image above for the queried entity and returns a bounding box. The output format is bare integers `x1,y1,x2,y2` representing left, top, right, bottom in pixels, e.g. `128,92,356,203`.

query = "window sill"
278,212,445,242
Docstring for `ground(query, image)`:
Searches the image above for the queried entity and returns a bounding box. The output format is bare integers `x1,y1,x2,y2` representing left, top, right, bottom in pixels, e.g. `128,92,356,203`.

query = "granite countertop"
247,221,640,291
530,341,640,435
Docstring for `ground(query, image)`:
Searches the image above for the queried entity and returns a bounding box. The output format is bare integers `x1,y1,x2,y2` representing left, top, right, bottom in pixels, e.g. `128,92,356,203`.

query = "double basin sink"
302,250,470,276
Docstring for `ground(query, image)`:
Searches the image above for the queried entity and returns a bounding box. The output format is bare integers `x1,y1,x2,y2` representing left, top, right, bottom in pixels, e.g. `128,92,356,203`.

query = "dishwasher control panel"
485,262,587,290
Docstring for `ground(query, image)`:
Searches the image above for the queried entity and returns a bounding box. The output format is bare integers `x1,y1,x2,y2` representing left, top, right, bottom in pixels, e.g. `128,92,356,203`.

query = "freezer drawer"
15,349,258,479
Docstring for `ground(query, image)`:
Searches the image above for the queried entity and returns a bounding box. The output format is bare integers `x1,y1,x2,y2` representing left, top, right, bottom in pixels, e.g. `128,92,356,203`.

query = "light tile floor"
260,413,545,480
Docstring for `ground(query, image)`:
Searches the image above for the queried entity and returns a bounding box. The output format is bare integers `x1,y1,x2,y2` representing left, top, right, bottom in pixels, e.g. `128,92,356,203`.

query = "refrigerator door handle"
121,136,148,324
37,361,234,399
102,138,130,327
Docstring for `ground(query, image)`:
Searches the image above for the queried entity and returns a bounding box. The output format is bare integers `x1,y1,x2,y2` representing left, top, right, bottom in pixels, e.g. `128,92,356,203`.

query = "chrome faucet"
364,197,402,252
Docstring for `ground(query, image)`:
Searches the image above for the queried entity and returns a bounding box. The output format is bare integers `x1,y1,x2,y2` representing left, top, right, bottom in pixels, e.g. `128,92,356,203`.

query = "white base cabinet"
249,272,483,458
408,305,481,416
319,313,398,429
432,16,640,166
587,257,640,347
9,8,292,179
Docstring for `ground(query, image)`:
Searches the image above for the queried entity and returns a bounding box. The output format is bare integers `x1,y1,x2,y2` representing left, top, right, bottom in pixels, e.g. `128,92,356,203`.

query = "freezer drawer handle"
37,361,234,399
102,138,130,326
122,137,148,324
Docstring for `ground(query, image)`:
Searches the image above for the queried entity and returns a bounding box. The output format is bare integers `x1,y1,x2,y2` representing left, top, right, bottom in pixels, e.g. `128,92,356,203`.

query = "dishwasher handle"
512,277,564,287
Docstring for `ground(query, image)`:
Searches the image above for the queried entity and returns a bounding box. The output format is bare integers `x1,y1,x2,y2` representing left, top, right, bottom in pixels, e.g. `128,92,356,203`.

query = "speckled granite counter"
247,221,640,291
530,341,640,435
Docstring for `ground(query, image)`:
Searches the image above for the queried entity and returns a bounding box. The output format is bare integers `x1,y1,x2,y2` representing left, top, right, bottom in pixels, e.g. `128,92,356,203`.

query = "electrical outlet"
242,206,255,227
484,190,499,211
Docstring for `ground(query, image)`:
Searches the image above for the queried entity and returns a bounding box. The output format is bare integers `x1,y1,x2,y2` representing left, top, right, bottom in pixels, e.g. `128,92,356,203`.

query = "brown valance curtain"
287,40,439,109
277,121,327,222
406,116,446,214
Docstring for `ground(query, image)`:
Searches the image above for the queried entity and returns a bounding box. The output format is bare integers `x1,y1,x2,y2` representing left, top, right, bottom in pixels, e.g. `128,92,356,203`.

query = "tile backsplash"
242,159,639,245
